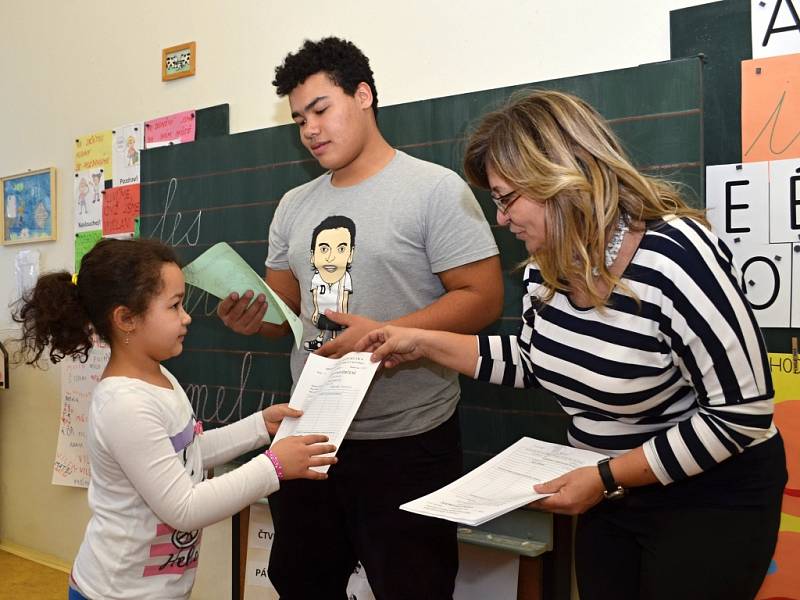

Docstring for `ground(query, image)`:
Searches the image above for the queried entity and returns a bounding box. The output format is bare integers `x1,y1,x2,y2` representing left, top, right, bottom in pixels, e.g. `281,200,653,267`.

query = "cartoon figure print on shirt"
304,215,355,352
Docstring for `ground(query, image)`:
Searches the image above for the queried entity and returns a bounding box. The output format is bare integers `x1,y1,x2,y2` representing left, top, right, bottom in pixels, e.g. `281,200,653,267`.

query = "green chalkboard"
140,57,703,470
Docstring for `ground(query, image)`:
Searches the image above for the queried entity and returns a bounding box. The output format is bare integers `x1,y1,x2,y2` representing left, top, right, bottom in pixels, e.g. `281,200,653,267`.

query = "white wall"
0,1,708,597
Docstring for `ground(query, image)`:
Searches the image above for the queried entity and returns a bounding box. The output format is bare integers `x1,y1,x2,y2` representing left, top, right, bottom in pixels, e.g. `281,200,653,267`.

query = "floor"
0,550,68,600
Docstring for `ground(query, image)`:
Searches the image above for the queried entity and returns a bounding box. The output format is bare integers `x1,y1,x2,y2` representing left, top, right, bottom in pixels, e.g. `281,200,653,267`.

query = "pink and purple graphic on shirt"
142,523,201,577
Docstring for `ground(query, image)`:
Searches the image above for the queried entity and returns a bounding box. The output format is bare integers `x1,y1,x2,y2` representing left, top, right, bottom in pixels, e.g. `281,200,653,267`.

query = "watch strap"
597,457,624,499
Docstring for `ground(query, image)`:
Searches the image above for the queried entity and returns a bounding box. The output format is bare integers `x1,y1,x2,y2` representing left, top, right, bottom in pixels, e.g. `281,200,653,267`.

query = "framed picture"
1,167,57,245
162,41,196,81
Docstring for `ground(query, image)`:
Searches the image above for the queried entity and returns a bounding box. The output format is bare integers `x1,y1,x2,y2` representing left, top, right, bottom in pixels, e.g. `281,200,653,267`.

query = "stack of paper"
401,437,608,526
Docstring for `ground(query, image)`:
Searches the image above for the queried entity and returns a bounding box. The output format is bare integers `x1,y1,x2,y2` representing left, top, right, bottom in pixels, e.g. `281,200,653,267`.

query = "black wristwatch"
597,458,625,500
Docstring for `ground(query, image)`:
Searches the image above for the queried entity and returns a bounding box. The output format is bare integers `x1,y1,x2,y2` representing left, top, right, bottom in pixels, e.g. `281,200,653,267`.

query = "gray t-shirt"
266,150,498,439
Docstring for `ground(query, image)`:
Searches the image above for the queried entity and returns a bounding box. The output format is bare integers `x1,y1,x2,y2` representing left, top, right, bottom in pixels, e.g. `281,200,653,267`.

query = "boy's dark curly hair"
12,238,179,366
273,37,379,118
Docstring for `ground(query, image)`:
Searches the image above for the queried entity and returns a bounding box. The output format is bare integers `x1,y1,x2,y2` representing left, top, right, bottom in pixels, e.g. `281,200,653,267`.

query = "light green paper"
182,242,303,348
75,230,103,272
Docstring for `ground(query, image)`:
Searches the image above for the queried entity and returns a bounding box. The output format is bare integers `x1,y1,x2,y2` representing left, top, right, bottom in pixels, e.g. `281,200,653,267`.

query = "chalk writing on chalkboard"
185,352,278,424
149,178,202,247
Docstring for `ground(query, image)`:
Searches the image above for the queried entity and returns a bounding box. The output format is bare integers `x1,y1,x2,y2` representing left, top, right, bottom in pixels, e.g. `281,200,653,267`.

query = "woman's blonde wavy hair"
464,89,708,309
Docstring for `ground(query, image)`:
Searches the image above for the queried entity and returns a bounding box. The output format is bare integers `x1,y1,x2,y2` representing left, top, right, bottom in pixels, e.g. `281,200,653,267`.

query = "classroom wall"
0,1,707,597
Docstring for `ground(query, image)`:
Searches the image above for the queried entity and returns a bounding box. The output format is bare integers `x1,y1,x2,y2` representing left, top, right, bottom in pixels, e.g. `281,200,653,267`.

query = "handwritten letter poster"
102,184,140,236
145,110,196,148
75,131,113,182
742,53,800,163
52,341,110,488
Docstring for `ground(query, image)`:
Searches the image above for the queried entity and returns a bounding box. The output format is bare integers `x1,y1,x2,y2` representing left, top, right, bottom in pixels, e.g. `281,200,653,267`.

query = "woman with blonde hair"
349,90,786,599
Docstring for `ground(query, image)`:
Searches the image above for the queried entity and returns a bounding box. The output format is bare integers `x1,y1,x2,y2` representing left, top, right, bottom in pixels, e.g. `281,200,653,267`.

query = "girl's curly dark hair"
12,238,179,366
273,36,379,118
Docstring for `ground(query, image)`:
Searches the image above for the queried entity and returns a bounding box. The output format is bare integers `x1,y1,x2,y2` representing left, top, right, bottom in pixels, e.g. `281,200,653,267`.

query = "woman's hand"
354,325,429,368
270,435,337,481
262,403,302,437
528,466,606,515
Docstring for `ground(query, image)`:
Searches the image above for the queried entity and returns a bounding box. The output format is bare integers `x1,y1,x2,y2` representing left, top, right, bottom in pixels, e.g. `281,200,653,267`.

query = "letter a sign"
752,0,800,58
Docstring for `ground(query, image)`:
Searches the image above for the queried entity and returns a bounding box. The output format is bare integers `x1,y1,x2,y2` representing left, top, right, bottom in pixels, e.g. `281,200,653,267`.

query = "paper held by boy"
182,242,303,347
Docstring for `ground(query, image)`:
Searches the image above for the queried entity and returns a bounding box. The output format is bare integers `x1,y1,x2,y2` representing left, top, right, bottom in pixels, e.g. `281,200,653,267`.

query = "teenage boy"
218,37,502,599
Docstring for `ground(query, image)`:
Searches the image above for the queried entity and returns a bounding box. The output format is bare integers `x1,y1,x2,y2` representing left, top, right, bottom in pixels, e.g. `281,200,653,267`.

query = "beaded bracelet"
265,449,284,480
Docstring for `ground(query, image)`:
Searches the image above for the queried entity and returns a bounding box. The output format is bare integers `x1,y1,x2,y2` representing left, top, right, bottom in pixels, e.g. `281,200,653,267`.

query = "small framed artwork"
1,167,57,245
162,41,196,81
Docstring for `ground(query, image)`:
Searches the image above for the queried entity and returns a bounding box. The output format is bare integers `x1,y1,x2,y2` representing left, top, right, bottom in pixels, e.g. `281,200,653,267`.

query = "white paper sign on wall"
732,240,793,328
769,157,800,243
706,162,770,248
752,0,800,59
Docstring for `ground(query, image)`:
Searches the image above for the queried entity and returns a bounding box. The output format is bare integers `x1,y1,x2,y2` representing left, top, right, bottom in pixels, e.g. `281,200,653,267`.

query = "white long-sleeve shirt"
72,367,278,600
475,216,777,485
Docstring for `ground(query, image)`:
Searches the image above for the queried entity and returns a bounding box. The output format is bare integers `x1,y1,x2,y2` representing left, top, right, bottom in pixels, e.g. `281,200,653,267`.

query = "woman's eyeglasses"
489,189,522,214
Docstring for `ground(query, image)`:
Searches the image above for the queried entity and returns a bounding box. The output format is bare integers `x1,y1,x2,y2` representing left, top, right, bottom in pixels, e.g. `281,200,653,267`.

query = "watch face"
604,487,626,500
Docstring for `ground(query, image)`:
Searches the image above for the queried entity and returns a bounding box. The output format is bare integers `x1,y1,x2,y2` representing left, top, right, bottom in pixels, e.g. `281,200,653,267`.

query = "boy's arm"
317,255,503,358
216,268,300,338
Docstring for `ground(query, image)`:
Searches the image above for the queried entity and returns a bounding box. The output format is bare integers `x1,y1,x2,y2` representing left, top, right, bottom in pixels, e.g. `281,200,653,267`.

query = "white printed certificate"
271,352,380,472
401,437,608,526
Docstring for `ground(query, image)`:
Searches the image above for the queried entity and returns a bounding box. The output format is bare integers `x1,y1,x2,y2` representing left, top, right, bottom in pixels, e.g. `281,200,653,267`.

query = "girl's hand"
262,403,302,437
528,466,606,515
270,435,337,480
353,325,428,368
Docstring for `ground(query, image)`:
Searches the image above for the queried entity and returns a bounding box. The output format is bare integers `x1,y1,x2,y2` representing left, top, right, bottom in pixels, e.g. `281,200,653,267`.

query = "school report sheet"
401,437,608,526
271,352,380,472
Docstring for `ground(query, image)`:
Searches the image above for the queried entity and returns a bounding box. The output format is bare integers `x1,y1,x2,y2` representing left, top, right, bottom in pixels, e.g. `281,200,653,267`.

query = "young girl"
14,238,336,600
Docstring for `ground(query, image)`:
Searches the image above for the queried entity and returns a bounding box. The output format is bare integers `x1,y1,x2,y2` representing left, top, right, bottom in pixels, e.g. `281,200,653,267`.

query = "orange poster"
742,53,800,163
756,353,800,600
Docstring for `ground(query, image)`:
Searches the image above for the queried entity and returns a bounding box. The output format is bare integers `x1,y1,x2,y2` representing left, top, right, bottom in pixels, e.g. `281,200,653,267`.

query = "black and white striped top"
475,216,777,485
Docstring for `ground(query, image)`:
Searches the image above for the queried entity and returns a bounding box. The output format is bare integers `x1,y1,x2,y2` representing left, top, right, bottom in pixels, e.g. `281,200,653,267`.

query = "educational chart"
705,162,799,327
703,6,800,329
52,340,110,488
756,352,800,599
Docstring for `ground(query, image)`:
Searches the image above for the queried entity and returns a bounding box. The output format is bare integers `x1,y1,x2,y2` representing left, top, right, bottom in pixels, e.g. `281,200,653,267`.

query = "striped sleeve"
474,265,540,389
640,218,776,485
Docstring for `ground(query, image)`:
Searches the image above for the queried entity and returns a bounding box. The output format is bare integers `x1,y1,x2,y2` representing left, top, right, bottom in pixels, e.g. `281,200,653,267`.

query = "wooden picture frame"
1,167,57,245
162,41,196,81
